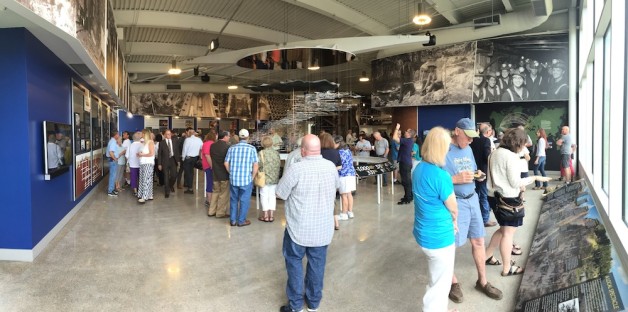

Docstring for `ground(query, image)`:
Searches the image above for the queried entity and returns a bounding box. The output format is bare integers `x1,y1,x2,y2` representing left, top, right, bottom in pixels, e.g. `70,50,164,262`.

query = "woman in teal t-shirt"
412,127,458,312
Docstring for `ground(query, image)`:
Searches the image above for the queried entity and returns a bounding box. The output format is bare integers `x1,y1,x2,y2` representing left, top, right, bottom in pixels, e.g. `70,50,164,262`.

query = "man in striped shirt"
276,134,340,312
224,129,258,227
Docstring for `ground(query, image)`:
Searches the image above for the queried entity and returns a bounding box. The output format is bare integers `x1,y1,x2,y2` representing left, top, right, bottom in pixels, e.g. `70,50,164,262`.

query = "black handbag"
488,154,525,221
194,157,203,170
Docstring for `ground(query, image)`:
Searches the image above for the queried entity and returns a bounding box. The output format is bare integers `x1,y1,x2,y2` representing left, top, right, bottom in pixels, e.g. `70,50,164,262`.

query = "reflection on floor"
0,175,563,311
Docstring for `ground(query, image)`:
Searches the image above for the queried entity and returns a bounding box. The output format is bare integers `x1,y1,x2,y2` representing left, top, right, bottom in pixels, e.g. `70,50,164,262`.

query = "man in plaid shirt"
224,129,258,227
276,134,340,312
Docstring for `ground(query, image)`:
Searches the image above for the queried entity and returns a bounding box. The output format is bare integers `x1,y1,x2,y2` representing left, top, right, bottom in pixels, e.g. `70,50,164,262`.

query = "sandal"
269,217,274,222
485,255,502,266
512,244,521,250
501,265,524,276
512,248,523,256
258,216,266,222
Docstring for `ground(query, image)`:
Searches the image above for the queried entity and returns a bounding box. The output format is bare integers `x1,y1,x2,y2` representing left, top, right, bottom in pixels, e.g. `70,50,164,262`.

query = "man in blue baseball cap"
444,118,503,303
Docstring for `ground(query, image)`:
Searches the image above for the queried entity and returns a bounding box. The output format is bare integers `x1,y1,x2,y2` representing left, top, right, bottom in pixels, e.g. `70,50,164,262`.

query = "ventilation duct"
166,84,181,90
473,15,501,29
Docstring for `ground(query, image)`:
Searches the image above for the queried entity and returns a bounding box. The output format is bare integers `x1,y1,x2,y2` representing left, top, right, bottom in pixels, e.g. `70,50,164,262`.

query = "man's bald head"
301,134,321,157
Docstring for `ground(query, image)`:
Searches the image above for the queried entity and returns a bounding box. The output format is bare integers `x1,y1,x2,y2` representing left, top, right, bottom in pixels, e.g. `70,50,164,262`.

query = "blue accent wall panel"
118,110,144,133
24,30,76,247
417,105,472,137
0,29,33,249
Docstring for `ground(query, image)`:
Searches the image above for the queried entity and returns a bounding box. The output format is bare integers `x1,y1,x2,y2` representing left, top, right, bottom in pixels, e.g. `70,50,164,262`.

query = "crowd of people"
408,118,580,312
103,120,575,312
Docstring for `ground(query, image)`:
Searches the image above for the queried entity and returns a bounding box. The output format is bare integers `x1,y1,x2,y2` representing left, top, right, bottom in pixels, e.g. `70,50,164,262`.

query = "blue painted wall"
0,29,33,249
0,28,104,250
417,105,472,138
118,110,144,133
25,30,76,247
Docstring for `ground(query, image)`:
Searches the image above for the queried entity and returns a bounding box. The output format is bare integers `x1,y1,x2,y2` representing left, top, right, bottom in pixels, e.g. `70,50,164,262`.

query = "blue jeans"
108,161,117,193
533,156,548,187
283,230,328,311
475,180,490,223
229,182,253,224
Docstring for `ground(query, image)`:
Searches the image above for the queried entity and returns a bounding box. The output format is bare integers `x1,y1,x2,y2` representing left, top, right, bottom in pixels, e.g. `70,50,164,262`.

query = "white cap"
238,129,249,138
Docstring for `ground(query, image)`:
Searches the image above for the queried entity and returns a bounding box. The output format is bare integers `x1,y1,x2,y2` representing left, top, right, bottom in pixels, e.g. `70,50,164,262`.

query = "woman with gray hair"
258,136,281,222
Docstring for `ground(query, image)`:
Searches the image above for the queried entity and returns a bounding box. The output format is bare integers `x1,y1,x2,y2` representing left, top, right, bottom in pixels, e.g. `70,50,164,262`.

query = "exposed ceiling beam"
114,10,309,45
125,42,218,58
281,0,392,36
427,0,462,24
502,0,514,12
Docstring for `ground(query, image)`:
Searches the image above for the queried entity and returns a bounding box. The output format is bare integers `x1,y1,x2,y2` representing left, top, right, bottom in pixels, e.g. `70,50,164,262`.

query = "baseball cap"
238,129,249,138
455,118,479,138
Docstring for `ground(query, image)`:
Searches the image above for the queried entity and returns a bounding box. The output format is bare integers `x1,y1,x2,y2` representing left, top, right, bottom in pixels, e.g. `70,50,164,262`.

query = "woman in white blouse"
484,128,551,276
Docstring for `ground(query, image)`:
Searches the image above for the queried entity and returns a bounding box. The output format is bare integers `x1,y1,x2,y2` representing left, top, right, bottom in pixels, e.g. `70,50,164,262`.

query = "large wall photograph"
131,93,257,119
372,41,475,107
474,34,569,103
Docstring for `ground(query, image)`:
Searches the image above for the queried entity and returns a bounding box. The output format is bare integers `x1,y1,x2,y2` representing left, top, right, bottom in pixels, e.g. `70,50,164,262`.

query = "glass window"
602,26,611,193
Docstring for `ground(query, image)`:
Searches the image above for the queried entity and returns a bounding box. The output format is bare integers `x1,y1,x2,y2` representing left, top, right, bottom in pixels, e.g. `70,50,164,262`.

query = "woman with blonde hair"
137,129,155,203
412,127,458,312
258,136,281,222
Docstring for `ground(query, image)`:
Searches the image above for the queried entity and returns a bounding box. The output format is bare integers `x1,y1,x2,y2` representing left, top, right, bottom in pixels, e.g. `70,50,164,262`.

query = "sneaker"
112,190,119,195
107,192,117,197
307,308,318,312
279,306,303,312
338,213,349,221
138,198,145,204
347,211,354,219
204,201,210,207
475,280,503,300
449,283,463,303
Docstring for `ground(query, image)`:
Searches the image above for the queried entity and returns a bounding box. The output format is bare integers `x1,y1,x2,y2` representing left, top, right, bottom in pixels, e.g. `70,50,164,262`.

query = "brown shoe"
449,283,463,303
215,215,227,218
237,220,251,227
475,281,503,300
484,221,497,227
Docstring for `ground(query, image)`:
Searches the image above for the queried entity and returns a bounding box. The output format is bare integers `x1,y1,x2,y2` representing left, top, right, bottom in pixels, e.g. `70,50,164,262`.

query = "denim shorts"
561,154,571,168
455,193,485,247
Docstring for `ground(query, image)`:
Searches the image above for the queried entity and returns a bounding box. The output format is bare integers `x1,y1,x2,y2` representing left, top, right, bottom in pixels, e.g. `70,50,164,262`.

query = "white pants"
420,243,455,312
259,184,277,211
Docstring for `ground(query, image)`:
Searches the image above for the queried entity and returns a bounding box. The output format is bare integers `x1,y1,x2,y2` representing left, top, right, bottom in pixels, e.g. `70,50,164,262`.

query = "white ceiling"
1,0,575,96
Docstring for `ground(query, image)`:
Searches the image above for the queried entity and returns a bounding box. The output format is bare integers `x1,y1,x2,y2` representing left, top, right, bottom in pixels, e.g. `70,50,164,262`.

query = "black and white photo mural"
372,41,476,107
372,34,569,107
474,34,569,103
131,93,253,119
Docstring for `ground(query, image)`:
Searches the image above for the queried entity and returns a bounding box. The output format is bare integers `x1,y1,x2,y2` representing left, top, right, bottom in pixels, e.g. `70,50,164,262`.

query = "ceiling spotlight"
126,111,133,118
201,73,210,82
413,0,432,25
359,71,370,82
209,39,219,52
168,60,181,75
193,66,199,76
228,85,238,90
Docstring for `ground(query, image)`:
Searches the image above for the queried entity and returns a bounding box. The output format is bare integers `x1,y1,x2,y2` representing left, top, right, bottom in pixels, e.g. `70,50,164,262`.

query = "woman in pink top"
202,131,216,206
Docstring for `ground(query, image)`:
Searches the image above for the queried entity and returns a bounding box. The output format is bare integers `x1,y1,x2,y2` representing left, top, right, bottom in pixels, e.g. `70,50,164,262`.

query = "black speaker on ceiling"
193,67,199,76
201,74,210,82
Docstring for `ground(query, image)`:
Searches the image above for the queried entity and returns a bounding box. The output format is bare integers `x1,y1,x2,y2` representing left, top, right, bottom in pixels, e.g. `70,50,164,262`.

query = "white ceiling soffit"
282,0,392,36
126,43,209,58
377,0,554,59
114,11,308,44
502,0,515,12
187,35,431,65
130,84,256,94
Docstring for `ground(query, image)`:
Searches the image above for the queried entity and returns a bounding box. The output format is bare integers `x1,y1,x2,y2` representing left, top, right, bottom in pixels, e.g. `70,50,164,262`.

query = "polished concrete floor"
0,174,561,311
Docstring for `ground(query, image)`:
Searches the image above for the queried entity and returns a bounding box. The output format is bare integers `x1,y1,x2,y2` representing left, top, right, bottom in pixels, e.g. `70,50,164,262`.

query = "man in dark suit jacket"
158,129,180,198
470,123,495,227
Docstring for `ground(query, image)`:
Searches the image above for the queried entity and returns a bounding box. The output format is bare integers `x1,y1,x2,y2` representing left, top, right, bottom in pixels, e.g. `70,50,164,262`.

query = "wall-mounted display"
72,83,92,199
105,0,117,90
43,121,72,180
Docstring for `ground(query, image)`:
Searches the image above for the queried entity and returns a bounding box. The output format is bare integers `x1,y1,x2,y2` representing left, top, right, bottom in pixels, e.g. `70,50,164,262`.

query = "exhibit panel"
515,181,627,312
72,84,92,200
